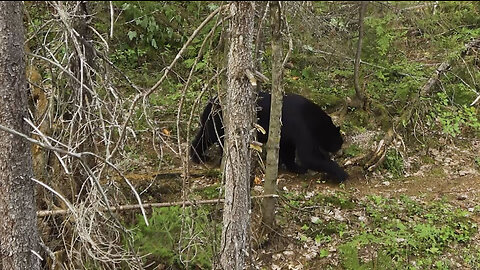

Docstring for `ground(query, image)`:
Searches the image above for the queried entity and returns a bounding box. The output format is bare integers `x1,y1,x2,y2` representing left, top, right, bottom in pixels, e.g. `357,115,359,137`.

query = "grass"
277,189,479,269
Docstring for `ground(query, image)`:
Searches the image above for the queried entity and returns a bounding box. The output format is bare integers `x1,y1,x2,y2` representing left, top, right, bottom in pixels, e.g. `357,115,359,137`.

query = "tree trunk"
220,2,255,269
69,1,97,197
352,1,368,110
261,0,283,237
219,14,230,177
254,1,268,92
0,2,41,269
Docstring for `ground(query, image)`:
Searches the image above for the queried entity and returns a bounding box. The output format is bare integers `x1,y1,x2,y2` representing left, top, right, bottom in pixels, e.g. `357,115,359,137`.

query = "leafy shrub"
429,92,480,137
130,206,220,269
339,243,393,270
383,149,404,177
344,144,362,158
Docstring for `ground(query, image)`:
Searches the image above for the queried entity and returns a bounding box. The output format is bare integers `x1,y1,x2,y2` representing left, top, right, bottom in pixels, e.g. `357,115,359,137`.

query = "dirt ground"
277,170,480,216
248,138,480,269
249,173,479,270
123,136,480,269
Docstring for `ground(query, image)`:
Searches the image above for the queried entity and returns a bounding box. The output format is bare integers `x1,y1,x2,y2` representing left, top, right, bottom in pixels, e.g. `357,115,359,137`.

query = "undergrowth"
276,190,479,269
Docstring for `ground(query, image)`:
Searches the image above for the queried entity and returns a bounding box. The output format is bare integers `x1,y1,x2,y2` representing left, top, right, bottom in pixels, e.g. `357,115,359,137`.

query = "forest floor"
122,136,480,269
250,171,480,269
249,137,480,269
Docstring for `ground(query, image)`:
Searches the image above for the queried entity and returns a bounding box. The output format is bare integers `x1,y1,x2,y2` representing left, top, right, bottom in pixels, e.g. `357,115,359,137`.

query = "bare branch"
111,4,229,159
0,121,149,227
280,2,293,68
245,69,257,86
109,1,114,39
37,194,279,217
254,70,270,83
471,95,480,106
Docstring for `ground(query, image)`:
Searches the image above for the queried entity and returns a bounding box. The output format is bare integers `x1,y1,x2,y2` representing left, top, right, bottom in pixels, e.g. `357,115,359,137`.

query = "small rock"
334,209,345,221
272,253,283,261
458,168,476,176
289,263,304,270
311,216,320,224
253,185,263,193
304,251,317,261
305,191,315,200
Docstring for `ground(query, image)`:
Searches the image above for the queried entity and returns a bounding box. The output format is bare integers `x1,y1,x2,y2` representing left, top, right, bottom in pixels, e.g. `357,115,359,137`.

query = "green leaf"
127,31,137,41
207,3,219,11
151,38,158,49
300,234,308,242
319,249,329,258
183,58,195,68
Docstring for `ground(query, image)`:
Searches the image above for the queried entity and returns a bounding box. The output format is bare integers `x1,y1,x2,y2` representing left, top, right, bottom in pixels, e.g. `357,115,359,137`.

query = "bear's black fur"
190,92,348,183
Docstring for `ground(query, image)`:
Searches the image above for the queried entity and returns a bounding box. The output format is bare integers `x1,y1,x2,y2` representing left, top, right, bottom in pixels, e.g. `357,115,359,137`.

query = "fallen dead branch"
37,194,279,217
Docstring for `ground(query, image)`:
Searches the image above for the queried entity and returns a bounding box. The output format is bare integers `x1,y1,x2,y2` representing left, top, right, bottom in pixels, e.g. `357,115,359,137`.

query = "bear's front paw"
334,170,349,183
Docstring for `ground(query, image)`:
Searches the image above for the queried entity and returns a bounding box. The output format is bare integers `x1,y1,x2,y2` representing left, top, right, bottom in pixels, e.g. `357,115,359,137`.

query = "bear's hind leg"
279,140,307,174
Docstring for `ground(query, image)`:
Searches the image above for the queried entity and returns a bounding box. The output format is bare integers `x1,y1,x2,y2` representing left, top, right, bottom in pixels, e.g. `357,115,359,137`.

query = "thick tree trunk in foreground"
261,0,283,236
0,2,41,269
220,2,255,269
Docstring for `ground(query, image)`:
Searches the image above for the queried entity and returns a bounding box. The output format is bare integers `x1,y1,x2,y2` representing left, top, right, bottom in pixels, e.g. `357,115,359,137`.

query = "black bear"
190,92,348,183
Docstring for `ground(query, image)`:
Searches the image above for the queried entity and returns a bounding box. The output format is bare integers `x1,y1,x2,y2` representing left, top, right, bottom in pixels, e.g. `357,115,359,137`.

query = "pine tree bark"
261,0,283,237
219,2,255,269
0,2,41,269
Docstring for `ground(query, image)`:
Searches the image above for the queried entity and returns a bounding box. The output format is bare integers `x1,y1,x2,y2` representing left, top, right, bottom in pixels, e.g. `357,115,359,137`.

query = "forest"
0,1,479,269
